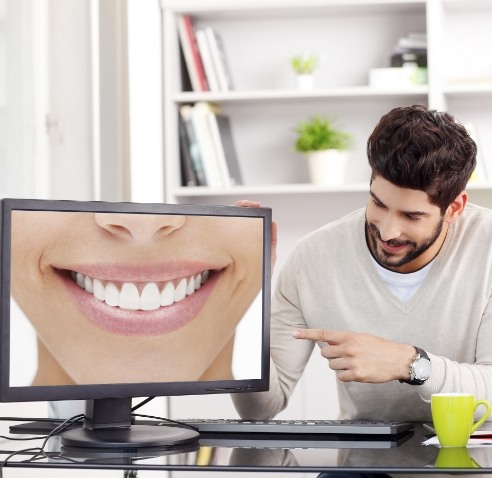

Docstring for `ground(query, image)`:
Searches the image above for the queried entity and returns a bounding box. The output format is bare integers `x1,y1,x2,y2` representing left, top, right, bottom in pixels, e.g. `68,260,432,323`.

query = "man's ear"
445,191,467,224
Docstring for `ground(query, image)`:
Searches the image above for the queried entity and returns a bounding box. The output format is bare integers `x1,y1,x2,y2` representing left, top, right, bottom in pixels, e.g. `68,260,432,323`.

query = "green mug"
431,393,491,447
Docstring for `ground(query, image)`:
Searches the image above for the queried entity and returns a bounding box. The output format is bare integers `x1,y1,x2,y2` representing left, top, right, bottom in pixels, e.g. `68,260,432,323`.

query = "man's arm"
293,320,492,409
418,307,492,402
292,328,416,383
232,244,315,420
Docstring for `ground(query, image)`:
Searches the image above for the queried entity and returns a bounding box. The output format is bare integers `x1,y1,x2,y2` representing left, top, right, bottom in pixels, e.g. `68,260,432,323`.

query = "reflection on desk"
1,422,492,473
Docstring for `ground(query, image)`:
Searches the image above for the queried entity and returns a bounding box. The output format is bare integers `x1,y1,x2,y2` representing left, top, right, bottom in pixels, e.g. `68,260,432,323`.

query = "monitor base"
60,424,199,450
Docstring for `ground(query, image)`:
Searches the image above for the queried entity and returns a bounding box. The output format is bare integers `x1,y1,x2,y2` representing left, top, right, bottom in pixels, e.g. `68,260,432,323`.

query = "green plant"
294,115,352,152
290,53,318,75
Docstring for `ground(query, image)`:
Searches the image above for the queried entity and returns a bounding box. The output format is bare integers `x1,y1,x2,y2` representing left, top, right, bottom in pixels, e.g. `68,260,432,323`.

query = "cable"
0,435,44,441
0,414,84,473
0,447,43,477
131,397,155,412
0,416,66,422
132,413,199,432
0,400,194,471
24,414,84,464
131,397,199,432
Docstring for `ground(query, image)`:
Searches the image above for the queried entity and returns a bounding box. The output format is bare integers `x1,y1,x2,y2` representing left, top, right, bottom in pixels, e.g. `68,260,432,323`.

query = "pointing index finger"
293,328,337,343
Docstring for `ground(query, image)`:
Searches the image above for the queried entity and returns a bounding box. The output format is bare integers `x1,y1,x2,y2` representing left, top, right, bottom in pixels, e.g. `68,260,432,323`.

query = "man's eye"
372,199,383,208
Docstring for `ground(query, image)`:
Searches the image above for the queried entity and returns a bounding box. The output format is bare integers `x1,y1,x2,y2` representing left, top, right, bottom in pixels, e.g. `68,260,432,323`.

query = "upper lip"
53,261,222,283
382,240,405,247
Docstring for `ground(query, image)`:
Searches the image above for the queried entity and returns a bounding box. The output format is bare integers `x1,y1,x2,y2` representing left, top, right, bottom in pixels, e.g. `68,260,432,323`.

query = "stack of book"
369,31,427,87
179,102,243,188
390,31,427,69
177,15,234,93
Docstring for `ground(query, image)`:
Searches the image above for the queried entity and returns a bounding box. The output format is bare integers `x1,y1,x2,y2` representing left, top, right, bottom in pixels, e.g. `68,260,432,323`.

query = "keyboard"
177,419,414,436
8,418,414,439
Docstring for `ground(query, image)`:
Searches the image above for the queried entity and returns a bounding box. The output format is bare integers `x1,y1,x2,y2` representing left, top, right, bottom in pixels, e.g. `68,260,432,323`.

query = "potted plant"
294,115,352,185
290,53,318,90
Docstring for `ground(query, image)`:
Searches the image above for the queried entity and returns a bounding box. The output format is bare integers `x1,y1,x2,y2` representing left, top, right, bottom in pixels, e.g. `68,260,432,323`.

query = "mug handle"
471,399,491,434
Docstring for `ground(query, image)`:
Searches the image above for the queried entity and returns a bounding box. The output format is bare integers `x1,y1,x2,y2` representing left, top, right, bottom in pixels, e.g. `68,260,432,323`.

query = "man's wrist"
399,344,418,381
400,346,431,385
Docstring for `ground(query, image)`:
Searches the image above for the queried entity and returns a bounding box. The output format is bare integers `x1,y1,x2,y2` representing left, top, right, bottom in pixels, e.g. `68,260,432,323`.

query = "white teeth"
201,270,209,284
84,276,93,294
119,283,140,310
186,277,195,296
71,270,210,311
140,283,160,311
160,282,174,307
174,278,187,302
93,279,105,302
76,272,85,288
194,273,202,290
105,282,119,307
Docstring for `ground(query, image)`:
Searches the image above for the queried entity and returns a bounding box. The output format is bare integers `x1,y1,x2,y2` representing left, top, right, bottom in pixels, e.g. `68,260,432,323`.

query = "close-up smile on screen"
1,199,271,401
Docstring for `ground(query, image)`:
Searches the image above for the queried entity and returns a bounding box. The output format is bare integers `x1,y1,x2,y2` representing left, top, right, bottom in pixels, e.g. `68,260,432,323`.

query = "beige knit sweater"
233,204,492,422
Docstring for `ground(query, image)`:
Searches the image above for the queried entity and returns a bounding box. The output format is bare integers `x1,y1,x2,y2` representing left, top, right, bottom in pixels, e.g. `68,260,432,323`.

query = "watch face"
414,358,431,380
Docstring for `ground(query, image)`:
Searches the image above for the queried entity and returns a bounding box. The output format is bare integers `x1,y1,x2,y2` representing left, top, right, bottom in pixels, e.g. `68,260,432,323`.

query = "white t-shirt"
370,255,433,302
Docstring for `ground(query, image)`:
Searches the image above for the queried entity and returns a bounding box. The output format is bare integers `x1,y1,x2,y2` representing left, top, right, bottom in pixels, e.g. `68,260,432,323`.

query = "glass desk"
0,422,491,474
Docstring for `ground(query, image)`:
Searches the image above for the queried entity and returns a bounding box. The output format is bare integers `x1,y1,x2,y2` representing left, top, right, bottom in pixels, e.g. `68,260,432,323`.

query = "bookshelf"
159,0,492,424
161,0,492,204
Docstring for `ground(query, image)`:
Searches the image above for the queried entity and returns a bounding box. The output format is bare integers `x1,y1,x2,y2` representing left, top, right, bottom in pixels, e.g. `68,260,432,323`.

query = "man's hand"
234,200,277,268
293,328,416,384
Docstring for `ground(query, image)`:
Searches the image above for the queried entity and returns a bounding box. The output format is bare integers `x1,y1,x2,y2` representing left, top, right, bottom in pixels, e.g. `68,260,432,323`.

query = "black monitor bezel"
0,198,271,402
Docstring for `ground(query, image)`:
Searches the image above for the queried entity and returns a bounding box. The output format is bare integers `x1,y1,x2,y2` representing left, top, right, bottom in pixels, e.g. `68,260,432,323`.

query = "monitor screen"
0,198,271,450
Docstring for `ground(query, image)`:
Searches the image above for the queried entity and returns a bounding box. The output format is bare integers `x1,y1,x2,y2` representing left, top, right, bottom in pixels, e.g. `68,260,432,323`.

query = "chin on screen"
0,198,271,450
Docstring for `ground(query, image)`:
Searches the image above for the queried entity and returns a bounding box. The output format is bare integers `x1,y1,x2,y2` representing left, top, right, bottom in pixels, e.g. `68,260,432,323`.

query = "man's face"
365,176,449,273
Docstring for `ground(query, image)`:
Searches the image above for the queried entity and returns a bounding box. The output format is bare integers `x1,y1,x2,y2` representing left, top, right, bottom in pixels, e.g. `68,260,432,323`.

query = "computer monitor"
0,198,271,450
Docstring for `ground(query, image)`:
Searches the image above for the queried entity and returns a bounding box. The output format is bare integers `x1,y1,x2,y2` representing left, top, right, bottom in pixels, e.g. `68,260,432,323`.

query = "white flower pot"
297,74,314,91
306,149,349,185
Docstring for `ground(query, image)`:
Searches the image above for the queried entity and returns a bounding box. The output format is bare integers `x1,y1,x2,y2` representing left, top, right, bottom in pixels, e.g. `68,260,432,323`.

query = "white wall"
126,0,164,203
46,0,94,200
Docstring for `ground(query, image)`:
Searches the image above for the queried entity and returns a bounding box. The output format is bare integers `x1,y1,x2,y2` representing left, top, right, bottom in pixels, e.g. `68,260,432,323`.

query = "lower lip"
60,271,220,336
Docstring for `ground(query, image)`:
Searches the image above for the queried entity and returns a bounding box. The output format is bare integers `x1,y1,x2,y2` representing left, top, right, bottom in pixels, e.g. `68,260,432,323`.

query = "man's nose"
94,213,186,241
378,216,402,242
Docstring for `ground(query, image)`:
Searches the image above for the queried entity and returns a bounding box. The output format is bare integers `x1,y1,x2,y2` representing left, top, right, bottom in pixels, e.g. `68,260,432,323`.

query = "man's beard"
366,216,445,270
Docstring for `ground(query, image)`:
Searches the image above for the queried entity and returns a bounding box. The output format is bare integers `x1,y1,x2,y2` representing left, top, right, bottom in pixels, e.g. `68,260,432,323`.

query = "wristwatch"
401,346,431,385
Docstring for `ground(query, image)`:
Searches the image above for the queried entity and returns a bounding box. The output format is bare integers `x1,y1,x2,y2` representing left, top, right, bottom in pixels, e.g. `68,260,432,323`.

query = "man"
233,104,492,423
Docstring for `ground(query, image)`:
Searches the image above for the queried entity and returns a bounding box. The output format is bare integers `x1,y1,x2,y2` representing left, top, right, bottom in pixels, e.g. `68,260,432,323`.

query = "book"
178,116,198,186
397,31,427,50
204,27,234,92
190,102,228,188
176,15,208,92
207,112,231,187
179,105,207,186
210,113,243,186
195,29,220,92
397,37,427,50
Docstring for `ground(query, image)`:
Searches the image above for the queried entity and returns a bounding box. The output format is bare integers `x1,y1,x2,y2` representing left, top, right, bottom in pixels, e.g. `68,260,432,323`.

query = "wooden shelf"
443,83,492,97
163,0,426,18
173,86,429,104
174,183,370,198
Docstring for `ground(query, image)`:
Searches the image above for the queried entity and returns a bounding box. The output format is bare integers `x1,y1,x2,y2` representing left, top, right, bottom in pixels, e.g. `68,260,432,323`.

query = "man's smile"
379,238,413,255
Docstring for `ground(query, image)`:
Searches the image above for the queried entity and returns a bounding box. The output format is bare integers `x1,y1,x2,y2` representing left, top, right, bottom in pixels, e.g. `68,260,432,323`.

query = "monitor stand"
59,397,199,451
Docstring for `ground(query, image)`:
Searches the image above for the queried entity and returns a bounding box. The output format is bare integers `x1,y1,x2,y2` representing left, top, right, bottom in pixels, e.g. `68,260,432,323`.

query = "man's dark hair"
367,104,477,213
